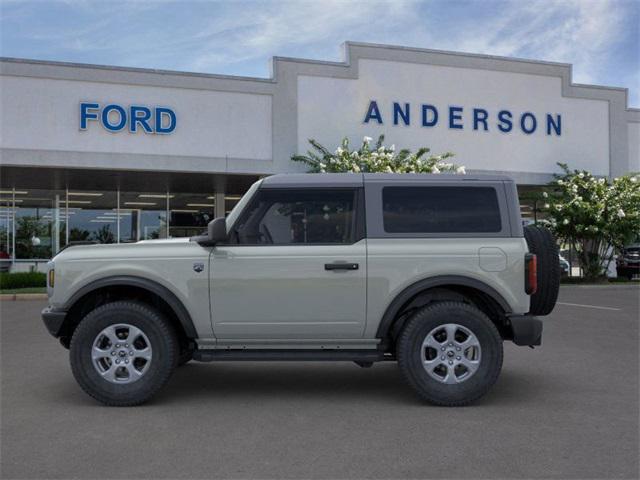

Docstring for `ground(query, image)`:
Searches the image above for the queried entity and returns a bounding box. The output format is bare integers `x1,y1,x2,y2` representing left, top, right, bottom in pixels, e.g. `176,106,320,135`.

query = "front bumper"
508,315,543,346
41,306,67,338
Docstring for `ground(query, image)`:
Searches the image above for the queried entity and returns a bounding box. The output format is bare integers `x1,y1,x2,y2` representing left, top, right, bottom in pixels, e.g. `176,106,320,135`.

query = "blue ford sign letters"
363,100,562,136
80,103,176,134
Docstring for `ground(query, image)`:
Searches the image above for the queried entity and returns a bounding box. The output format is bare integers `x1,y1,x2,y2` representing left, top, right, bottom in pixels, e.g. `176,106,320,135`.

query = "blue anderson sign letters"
363,100,561,136
80,103,176,134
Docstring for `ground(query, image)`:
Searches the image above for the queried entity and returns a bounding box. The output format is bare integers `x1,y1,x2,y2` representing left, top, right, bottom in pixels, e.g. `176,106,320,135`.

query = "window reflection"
0,186,248,261
119,192,168,241
12,189,65,259
169,193,215,238
66,191,118,245
0,196,13,269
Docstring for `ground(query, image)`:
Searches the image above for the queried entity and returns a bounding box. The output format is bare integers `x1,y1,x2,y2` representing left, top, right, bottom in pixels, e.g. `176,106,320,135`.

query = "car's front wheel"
397,301,503,406
70,301,178,406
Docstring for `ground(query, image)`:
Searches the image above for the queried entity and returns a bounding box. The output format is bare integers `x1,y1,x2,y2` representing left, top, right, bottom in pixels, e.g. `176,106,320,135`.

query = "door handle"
325,262,359,271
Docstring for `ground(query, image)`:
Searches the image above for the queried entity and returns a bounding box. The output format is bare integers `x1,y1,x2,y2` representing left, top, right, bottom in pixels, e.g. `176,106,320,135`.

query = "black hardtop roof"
261,173,514,188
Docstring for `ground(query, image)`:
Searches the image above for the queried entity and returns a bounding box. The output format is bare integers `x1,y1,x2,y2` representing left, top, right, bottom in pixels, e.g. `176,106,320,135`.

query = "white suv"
42,174,560,406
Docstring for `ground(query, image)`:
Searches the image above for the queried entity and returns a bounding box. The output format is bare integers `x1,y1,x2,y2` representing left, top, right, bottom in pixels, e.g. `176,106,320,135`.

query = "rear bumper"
508,315,543,346
41,307,67,338
617,264,640,275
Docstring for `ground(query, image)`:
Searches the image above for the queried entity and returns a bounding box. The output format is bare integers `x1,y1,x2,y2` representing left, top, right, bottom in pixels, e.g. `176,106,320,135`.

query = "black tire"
70,301,178,406
397,302,503,406
524,225,560,316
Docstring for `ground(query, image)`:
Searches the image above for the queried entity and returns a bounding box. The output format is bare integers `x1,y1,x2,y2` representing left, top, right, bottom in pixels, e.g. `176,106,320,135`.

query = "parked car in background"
616,244,640,280
0,249,11,272
559,254,570,276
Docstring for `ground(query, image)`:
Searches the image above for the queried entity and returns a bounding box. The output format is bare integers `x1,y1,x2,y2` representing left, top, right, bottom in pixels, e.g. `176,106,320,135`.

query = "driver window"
232,189,356,245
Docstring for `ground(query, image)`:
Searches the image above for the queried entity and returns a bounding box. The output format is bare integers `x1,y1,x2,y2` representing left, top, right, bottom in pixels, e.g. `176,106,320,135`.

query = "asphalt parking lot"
1,285,638,479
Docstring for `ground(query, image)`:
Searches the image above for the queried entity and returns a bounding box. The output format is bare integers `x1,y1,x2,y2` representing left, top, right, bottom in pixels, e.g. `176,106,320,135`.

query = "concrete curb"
0,293,48,301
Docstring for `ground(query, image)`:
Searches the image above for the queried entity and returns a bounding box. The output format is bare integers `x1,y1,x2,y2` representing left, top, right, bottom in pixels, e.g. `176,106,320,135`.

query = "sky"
1,0,639,106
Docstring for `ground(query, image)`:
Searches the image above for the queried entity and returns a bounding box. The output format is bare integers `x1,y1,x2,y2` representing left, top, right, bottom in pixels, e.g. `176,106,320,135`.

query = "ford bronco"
42,173,560,406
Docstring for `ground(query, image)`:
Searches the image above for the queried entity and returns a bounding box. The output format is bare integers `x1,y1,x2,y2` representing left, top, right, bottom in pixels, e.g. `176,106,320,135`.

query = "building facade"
1,42,638,268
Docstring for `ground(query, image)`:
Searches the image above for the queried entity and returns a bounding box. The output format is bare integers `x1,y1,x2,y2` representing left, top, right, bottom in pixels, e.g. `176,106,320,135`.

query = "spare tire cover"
524,225,560,316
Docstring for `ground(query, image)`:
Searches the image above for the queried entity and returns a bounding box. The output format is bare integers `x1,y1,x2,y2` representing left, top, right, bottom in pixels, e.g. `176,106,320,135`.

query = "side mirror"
207,217,227,244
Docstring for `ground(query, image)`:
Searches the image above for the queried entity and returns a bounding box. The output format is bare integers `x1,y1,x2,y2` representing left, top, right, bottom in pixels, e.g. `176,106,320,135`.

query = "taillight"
525,253,537,295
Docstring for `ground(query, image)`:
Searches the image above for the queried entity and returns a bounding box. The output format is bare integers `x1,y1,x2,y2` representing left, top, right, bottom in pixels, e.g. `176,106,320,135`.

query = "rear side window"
382,186,502,233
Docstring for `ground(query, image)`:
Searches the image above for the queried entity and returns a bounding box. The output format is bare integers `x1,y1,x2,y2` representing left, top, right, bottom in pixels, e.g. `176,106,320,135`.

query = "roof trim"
0,40,635,110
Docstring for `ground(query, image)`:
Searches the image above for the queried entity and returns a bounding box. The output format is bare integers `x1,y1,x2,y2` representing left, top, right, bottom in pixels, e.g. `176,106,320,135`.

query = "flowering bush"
292,135,464,174
541,163,640,280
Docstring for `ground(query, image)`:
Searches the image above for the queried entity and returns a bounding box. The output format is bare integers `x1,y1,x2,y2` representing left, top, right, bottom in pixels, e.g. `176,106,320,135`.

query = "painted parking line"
556,302,621,311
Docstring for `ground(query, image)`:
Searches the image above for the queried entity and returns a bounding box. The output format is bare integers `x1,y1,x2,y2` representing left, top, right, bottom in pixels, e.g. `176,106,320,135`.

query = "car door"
210,187,366,339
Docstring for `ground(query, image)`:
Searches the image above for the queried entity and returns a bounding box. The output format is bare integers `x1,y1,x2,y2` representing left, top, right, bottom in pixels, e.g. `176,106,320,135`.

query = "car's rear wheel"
70,301,178,406
397,301,503,406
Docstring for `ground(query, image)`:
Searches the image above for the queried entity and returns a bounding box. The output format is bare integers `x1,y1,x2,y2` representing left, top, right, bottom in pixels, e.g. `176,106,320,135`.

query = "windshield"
225,179,262,231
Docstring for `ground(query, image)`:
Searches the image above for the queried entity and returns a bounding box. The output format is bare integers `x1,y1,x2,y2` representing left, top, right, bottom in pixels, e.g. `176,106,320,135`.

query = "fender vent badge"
193,262,204,273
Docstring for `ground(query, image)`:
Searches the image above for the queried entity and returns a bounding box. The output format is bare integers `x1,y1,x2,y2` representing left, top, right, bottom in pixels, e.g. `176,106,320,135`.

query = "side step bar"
193,349,388,362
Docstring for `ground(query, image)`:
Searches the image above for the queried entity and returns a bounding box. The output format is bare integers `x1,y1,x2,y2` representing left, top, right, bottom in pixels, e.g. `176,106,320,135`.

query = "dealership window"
66,191,118,245
169,192,215,238
12,189,69,259
382,186,502,233
231,189,356,245
119,191,169,241
0,186,234,263
0,194,14,264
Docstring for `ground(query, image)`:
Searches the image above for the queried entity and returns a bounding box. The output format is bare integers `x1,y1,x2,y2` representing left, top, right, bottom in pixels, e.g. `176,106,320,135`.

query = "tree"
541,163,640,280
92,225,115,244
69,228,91,242
15,215,50,259
292,135,464,174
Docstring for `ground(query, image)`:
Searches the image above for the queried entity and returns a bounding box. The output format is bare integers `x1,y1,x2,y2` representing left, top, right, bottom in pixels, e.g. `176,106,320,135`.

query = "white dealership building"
0,42,638,265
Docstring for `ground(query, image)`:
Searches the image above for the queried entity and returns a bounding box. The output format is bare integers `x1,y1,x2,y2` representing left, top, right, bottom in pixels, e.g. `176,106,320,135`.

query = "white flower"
363,136,372,144
563,219,569,225
390,144,395,152
578,172,584,178
352,164,361,173
544,203,550,209
617,209,625,218
432,166,440,174
557,179,564,185
456,166,466,174
631,176,638,183
335,147,343,155
542,191,548,198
